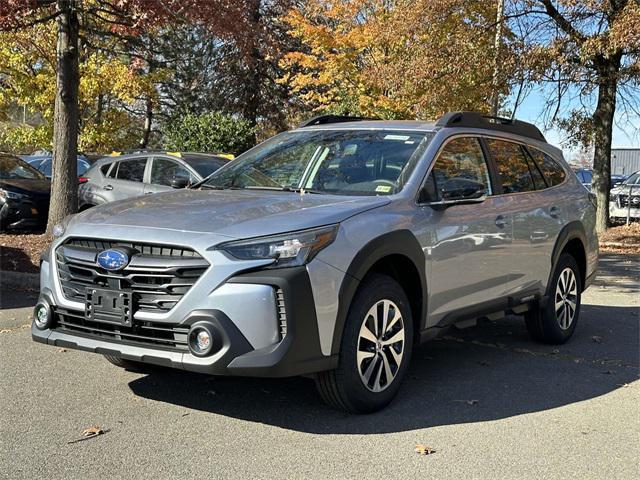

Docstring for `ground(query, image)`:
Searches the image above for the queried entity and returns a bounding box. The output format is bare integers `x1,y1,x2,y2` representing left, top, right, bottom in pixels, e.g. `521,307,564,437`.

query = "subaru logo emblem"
96,249,129,271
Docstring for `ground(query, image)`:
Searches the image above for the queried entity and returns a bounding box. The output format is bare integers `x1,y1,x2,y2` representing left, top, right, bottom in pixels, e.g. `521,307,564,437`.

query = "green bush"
163,112,256,155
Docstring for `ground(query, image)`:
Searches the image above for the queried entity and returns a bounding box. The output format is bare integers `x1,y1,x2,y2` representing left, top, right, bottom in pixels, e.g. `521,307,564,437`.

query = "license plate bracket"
85,288,132,325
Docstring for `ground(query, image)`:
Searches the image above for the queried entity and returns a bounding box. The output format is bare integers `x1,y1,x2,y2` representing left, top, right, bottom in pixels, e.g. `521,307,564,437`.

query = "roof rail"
298,114,378,128
435,111,546,142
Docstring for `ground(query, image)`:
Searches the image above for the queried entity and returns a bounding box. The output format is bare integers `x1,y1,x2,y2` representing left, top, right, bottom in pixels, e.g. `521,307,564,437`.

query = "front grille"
618,195,640,208
53,308,189,351
276,288,287,339
56,238,209,314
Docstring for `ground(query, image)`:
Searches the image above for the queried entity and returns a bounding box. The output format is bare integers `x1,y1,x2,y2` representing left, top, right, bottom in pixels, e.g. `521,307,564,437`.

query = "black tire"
525,253,582,344
103,355,156,373
315,274,413,413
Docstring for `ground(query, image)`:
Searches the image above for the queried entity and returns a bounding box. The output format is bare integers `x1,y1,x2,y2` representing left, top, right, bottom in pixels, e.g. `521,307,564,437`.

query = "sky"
510,87,640,160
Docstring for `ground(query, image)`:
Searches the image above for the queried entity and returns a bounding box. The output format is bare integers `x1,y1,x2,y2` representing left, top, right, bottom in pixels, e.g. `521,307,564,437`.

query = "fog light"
34,303,51,330
188,325,215,357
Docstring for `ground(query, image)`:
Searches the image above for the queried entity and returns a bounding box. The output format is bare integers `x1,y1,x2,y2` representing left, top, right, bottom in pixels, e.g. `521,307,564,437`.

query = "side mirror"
422,178,487,210
441,178,486,201
170,176,190,189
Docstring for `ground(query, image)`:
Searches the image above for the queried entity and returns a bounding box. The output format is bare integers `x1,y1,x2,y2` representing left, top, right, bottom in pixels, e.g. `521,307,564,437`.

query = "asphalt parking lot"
1,253,638,479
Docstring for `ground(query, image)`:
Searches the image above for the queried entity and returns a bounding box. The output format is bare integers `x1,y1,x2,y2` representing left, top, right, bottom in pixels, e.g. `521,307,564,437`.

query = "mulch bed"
600,222,640,254
0,231,51,274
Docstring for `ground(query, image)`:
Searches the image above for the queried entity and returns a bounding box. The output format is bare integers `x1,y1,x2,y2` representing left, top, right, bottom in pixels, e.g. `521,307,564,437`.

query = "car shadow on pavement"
129,301,639,434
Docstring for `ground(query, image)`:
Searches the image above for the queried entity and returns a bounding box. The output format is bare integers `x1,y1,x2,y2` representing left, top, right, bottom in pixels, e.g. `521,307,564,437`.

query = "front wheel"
315,274,413,413
525,253,582,344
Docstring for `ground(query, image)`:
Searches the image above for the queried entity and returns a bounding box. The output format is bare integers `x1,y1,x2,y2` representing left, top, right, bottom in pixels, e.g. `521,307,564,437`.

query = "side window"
150,158,194,186
486,139,535,194
102,163,113,176
420,137,492,202
115,158,147,182
523,148,546,190
527,147,566,186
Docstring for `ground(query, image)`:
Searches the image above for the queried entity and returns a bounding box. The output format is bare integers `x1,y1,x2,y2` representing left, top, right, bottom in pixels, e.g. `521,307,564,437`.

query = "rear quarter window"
527,147,566,187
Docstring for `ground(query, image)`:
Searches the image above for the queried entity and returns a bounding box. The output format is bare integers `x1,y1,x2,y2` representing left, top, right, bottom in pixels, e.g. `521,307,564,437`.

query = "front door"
414,136,513,326
144,157,196,195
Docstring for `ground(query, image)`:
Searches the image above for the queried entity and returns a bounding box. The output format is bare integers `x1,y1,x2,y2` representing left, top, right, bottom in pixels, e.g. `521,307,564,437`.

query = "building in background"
612,148,640,176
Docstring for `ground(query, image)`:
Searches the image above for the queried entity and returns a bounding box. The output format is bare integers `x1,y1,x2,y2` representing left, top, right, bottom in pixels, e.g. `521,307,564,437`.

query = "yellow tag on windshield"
375,185,392,193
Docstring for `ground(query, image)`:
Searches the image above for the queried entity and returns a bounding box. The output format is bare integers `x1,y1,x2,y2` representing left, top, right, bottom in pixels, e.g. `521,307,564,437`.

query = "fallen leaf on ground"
57,348,68,353
601,370,615,375
454,399,479,406
478,361,491,366
67,426,109,444
415,444,436,455
591,336,603,343
207,390,217,396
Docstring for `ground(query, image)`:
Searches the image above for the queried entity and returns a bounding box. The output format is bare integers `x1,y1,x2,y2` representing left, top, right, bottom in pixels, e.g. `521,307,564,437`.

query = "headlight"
52,214,74,238
0,188,29,201
217,224,339,269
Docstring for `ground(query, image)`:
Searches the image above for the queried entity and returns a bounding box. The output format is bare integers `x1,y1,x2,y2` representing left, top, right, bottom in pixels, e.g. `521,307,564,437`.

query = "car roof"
294,120,437,132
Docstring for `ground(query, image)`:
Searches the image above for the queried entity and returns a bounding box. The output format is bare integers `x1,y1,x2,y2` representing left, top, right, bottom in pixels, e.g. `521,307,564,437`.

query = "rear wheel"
525,253,582,344
315,274,413,413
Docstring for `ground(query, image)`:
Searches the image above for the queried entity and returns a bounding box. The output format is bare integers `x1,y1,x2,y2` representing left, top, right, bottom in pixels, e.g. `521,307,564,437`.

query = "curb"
0,270,39,291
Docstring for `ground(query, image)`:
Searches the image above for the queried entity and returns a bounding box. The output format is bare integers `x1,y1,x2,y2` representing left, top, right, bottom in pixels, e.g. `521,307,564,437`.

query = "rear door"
144,156,198,195
485,139,565,297
415,136,514,323
103,157,149,201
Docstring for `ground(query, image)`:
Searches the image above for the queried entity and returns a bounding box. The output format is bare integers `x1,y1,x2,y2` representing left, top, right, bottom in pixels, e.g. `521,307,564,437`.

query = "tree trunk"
47,1,79,234
139,96,153,149
243,0,261,144
591,56,620,234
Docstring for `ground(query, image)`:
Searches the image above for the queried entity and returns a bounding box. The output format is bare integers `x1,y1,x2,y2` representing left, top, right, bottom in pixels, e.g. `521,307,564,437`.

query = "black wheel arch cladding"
332,229,427,355
549,221,588,291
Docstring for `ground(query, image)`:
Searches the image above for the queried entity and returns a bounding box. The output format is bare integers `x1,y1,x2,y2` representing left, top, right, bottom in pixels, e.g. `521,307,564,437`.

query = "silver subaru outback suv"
33,112,598,413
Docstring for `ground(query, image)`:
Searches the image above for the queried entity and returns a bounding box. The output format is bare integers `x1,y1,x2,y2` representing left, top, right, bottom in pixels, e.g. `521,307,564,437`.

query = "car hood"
0,178,51,196
611,185,639,195
72,189,391,238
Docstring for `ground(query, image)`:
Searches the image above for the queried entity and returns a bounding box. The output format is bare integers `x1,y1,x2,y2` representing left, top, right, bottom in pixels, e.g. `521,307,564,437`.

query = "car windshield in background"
0,154,45,180
623,172,640,185
183,155,228,178
203,130,432,195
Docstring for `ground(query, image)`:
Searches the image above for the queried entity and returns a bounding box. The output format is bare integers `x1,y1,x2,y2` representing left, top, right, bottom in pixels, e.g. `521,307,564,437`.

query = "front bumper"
609,201,640,219
32,265,337,377
0,199,47,229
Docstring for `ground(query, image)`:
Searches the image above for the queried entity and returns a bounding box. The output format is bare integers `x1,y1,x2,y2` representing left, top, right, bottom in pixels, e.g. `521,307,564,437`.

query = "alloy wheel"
356,299,405,392
555,267,578,330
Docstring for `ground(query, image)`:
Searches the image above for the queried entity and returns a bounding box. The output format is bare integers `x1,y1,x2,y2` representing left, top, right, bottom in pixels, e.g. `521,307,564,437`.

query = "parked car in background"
610,170,640,221
0,153,51,231
574,168,626,191
78,151,230,209
34,112,598,413
24,155,91,179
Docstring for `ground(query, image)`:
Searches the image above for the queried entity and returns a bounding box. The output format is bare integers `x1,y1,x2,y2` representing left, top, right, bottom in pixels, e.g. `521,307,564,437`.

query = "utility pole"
490,0,504,117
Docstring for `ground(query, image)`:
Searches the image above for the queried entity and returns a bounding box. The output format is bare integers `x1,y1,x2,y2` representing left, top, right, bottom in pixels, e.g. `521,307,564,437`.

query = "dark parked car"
25,155,91,179
574,168,625,191
0,153,51,231
78,151,230,209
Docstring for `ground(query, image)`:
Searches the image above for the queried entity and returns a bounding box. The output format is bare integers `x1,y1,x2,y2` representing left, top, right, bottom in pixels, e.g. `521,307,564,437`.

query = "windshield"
0,154,45,180
184,156,228,178
623,172,640,185
204,129,432,195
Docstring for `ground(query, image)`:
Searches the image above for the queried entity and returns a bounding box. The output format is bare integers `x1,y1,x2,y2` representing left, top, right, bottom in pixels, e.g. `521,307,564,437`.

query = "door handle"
103,185,113,191
495,215,508,228
549,206,560,218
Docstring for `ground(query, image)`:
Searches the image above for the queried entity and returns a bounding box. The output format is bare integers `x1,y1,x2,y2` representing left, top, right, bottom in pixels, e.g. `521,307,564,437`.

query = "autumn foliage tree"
0,0,246,233
280,0,511,119
505,0,640,232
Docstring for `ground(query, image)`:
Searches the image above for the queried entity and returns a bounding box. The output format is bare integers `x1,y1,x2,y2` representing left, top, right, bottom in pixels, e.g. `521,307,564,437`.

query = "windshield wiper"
242,185,323,194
